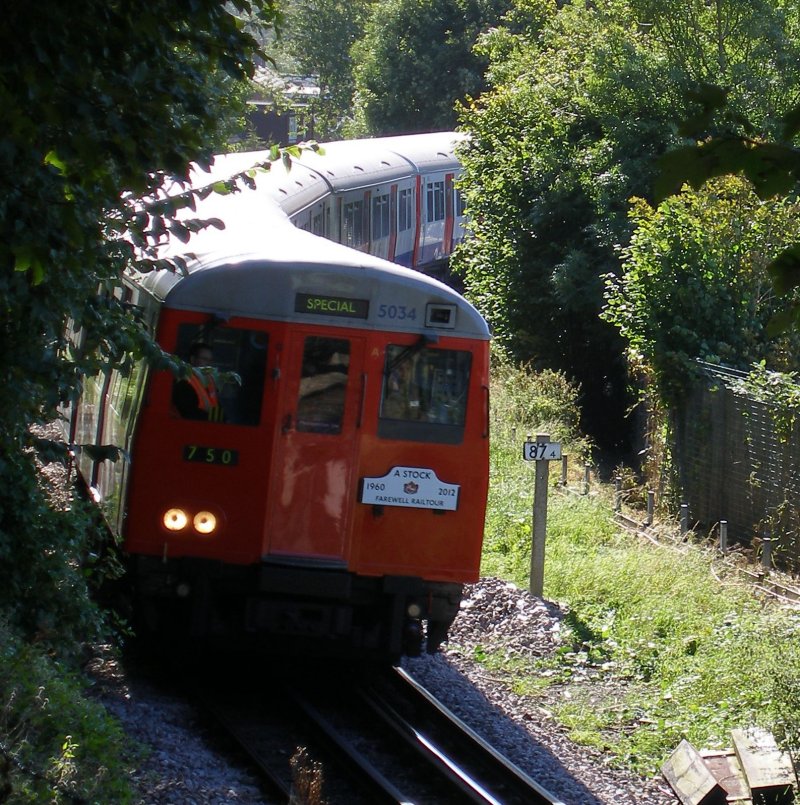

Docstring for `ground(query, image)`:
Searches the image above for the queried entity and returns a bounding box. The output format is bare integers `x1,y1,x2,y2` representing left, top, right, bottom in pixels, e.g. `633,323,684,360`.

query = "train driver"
382,358,422,420
172,342,224,422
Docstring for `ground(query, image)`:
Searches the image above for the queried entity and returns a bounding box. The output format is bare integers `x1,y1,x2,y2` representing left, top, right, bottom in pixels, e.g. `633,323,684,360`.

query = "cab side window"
296,337,350,434
172,324,268,426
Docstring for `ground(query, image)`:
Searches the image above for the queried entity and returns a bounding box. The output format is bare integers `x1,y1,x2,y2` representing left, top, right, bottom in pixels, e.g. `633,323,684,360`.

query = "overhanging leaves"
655,139,800,204
768,243,800,295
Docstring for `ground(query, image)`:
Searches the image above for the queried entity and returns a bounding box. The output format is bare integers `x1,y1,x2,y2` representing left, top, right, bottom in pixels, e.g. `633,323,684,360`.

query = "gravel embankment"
94,577,679,804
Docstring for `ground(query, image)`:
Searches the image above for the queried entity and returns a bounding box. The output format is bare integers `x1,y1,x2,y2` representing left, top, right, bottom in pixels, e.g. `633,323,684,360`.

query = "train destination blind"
295,293,369,319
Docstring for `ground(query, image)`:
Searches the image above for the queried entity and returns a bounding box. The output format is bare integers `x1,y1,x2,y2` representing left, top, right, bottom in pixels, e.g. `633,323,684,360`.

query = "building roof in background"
251,66,320,104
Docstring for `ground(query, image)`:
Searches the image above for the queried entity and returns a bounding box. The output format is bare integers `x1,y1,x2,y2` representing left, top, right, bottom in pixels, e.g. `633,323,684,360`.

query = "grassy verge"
481,359,800,778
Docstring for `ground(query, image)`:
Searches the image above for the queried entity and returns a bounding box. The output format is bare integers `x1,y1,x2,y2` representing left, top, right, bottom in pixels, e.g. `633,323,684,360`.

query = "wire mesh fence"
675,363,800,569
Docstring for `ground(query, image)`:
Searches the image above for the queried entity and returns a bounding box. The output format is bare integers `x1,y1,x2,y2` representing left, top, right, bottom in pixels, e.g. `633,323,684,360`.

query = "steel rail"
357,666,566,805
288,688,414,804
197,691,293,802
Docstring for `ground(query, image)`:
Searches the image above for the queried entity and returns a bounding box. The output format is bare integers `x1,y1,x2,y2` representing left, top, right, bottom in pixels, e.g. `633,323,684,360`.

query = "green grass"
480,359,800,778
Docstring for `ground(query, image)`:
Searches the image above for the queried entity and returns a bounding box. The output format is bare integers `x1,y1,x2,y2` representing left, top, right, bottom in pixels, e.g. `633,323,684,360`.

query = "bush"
490,356,586,444
0,624,136,802
483,357,591,579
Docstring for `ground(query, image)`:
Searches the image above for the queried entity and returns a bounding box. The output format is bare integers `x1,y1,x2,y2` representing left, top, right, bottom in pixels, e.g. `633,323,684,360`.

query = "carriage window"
172,324,268,426
455,187,466,217
398,188,414,232
379,345,471,444
426,181,445,223
372,193,391,240
296,337,350,434
342,200,365,248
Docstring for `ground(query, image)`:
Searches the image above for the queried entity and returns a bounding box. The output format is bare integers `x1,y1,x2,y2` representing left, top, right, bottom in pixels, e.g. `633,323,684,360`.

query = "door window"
296,337,350,434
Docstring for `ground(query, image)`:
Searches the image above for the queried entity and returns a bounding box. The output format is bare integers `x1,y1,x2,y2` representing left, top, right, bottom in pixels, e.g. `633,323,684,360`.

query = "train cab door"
266,331,365,560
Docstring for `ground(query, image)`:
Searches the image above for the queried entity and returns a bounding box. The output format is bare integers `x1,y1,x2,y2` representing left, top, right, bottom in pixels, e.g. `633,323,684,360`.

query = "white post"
719,520,728,553
530,433,550,597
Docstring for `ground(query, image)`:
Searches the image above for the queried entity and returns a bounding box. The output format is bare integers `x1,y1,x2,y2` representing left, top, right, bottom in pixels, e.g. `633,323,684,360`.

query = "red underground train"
64,133,490,660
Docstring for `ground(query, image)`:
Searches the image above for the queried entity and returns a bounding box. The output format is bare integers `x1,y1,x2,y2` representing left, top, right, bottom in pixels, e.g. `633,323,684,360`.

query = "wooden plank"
732,727,797,802
662,740,729,805
700,749,751,803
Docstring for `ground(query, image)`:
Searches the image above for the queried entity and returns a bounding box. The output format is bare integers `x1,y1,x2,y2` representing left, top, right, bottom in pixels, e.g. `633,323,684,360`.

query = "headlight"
407,602,423,618
193,511,218,535
163,508,189,531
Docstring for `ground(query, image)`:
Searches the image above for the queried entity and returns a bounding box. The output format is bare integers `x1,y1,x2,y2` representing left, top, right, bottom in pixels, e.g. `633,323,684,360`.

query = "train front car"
123,195,490,660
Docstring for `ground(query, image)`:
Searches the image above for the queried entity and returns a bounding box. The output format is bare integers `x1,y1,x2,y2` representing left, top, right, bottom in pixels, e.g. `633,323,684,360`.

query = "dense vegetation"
271,0,375,139
7,0,800,796
349,0,513,135
0,2,277,798
274,0,511,139
272,0,800,455
603,176,800,403
454,0,800,451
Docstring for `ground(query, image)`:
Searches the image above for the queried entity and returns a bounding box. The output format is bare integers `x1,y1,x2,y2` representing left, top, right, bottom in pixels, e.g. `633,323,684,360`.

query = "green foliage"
647,2,800,332
656,135,800,336
1,0,277,644
456,0,800,446
455,0,678,446
0,625,136,802
483,479,800,773
603,177,800,402
546,527,800,772
630,0,800,122
349,0,512,135
482,357,591,580
0,3,277,799
726,362,800,441
278,0,375,139
0,451,111,660
490,357,584,443
476,381,800,774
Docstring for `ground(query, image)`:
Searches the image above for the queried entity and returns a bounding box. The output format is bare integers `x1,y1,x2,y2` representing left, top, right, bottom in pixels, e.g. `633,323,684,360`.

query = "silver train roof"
131,134,488,340
185,131,465,218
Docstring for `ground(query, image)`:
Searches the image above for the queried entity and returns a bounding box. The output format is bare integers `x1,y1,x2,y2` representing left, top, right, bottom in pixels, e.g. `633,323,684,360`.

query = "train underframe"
126,555,463,661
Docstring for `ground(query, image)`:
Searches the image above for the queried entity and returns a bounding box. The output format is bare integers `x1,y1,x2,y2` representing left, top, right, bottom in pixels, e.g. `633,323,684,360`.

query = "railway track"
197,664,565,804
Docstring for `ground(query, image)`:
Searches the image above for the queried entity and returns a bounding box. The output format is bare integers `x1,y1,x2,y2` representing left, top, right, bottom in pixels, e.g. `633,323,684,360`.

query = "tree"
630,0,800,123
279,0,375,139
0,2,279,797
455,1,677,449
655,105,800,333
0,0,277,650
603,177,800,403
350,0,512,135
631,1,800,331
454,0,800,449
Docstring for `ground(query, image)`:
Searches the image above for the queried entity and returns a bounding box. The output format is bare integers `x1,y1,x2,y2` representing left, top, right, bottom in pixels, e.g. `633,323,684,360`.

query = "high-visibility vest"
189,373,222,421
